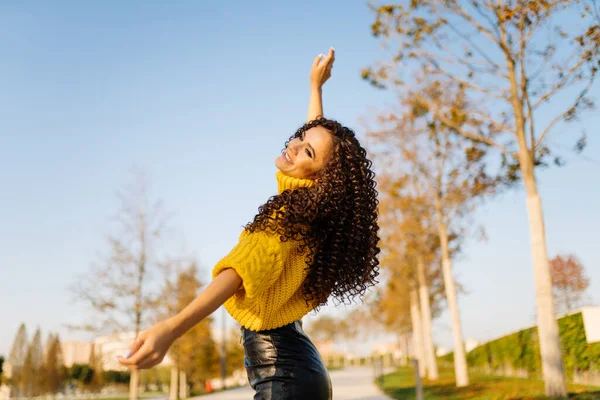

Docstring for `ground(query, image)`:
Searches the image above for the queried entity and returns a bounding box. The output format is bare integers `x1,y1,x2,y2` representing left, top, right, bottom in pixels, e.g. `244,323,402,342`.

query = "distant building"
434,339,479,357
582,306,600,343
465,338,480,353
436,346,450,357
371,342,397,355
61,341,93,367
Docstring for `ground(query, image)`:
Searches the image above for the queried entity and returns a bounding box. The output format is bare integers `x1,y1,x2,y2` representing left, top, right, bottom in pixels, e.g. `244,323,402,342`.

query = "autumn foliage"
549,254,590,314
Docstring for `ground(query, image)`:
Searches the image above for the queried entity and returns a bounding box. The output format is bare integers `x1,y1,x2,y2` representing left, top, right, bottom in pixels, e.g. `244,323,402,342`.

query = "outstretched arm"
118,268,241,369
307,47,335,123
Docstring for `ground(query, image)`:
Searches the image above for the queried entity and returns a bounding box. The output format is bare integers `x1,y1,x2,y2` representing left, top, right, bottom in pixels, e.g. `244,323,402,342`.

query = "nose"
289,140,301,155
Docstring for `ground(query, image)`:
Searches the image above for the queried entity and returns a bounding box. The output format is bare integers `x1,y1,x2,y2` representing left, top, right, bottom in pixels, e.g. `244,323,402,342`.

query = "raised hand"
310,47,335,90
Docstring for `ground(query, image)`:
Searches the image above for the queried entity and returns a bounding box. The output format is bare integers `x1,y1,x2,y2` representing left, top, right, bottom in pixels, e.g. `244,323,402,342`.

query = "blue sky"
1,1,599,357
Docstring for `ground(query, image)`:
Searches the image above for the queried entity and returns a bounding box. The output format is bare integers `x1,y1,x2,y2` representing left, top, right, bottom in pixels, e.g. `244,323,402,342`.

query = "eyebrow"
307,142,316,160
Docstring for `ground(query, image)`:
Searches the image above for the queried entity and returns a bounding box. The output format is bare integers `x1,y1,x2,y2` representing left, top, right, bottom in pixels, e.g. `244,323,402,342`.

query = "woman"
118,48,380,399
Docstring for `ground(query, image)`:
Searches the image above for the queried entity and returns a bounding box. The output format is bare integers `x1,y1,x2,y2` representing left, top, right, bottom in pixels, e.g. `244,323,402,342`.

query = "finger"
138,354,162,370
325,47,335,66
128,335,144,354
312,54,324,69
119,342,152,367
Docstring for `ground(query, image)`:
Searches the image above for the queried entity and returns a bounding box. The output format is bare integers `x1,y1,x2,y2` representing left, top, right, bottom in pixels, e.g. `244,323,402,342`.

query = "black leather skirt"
242,320,332,399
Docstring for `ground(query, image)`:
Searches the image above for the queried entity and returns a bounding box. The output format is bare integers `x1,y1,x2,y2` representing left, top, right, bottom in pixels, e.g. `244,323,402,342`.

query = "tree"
8,324,28,368
371,267,412,335
364,2,600,396
70,364,94,387
88,343,104,391
0,356,4,385
550,254,590,314
372,172,454,379
383,205,441,380
70,170,173,400
369,95,496,385
224,326,244,378
21,327,44,396
375,248,429,378
158,262,218,396
344,307,377,343
409,282,427,378
44,334,66,394
307,316,340,343
7,324,28,396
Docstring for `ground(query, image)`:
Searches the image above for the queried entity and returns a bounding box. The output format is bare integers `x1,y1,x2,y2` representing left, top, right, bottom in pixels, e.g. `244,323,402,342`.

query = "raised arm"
307,47,335,123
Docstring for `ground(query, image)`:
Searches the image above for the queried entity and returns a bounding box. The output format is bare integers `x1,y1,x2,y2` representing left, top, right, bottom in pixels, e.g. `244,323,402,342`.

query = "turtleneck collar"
276,170,314,194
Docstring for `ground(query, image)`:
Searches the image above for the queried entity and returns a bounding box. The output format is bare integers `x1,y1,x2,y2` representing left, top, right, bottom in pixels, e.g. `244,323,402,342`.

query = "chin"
274,158,286,172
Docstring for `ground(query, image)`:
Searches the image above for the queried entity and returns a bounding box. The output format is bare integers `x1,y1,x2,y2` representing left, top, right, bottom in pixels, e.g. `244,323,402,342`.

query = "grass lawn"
379,367,600,400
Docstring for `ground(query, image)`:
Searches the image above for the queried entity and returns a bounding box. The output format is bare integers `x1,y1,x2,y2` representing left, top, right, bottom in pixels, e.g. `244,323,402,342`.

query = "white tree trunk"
169,365,178,400
506,44,567,395
436,214,469,387
129,370,139,400
178,370,188,399
526,192,567,396
409,288,426,378
399,334,409,366
417,258,439,380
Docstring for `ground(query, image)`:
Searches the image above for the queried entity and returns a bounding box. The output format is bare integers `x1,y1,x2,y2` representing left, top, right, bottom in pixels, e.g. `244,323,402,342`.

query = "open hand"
310,47,335,90
118,320,177,370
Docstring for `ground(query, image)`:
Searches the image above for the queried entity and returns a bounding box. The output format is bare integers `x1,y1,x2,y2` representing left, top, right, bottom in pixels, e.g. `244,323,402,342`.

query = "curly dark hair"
245,117,380,307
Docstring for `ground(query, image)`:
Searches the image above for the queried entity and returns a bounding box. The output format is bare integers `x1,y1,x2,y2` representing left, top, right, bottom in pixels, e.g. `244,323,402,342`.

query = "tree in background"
550,254,591,314
21,327,44,396
373,170,450,379
7,323,28,394
224,326,245,379
364,2,599,395
341,307,374,343
159,262,218,396
70,170,174,400
370,266,412,339
368,89,497,385
0,356,4,385
88,343,104,391
70,364,94,387
44,334,66,394
307,316,340,344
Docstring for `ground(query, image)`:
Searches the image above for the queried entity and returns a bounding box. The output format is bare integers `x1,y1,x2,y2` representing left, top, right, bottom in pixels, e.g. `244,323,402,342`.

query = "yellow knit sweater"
212,171,316,331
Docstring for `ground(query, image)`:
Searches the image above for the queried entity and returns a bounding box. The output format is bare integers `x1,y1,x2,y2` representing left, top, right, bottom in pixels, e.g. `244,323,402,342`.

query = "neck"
276,170,314,194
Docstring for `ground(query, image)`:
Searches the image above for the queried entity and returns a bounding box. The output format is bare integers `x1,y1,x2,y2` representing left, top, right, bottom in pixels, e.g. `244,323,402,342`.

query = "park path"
191,367,392,400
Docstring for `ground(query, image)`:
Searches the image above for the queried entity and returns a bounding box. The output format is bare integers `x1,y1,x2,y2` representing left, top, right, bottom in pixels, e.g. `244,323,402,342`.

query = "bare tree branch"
426,57,509,98
452,1,503,48
532,57,588,109
445,17,503,71
534,79,595,151
414,93,508,153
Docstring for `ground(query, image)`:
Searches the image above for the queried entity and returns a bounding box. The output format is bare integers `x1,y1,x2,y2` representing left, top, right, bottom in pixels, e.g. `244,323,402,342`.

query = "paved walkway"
192,367,392,399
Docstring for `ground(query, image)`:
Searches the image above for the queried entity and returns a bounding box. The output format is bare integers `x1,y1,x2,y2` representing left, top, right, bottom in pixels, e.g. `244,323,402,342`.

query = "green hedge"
439,312,600,378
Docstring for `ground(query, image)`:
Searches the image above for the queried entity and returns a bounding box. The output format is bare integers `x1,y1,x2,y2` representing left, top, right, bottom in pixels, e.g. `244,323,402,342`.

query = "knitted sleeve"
212,230,282,299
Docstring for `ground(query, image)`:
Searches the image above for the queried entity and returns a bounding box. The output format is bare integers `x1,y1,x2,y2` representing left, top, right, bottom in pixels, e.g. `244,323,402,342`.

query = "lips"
282,150,293,164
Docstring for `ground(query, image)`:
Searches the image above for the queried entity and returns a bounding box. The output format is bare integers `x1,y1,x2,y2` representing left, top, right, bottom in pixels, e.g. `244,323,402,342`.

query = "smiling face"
274,126,334,179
